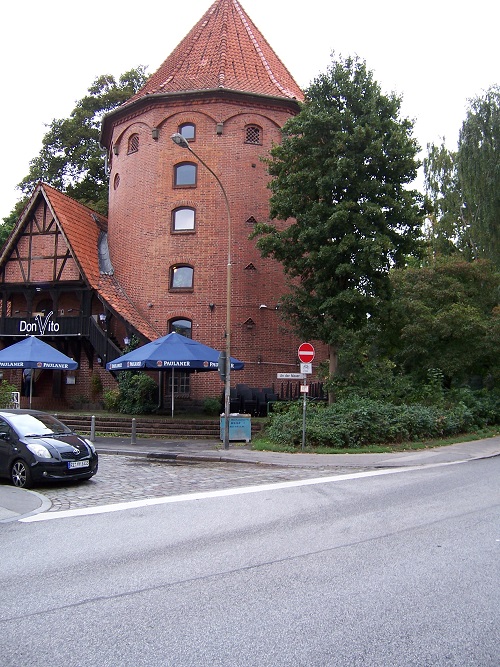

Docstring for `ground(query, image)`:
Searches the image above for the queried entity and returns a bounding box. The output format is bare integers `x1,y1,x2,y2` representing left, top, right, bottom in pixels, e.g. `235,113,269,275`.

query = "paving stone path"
32,454,367,512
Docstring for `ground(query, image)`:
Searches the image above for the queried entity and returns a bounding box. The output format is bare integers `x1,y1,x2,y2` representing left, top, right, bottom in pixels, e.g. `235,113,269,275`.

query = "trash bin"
220,414,251,443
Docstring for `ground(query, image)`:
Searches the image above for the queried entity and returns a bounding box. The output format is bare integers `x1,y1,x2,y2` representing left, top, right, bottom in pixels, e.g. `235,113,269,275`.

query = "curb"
97,448,268,466
0,487,52,524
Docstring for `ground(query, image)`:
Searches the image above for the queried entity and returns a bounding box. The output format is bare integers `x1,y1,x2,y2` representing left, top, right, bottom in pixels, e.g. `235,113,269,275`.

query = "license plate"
68,460,90,469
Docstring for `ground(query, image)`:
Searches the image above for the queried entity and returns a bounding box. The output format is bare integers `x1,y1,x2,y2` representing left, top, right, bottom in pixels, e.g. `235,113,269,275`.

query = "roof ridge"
233,0,296,99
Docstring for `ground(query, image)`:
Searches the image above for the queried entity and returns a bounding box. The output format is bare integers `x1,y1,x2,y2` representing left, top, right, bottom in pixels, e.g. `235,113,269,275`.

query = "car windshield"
10,413,73,437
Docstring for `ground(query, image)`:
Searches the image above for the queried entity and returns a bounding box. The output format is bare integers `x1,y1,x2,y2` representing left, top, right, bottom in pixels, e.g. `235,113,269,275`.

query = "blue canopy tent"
0,336,78,408
106,332,244,416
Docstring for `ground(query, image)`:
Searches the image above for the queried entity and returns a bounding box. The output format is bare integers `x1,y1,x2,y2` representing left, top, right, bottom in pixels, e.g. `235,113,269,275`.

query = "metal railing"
88,317,122,365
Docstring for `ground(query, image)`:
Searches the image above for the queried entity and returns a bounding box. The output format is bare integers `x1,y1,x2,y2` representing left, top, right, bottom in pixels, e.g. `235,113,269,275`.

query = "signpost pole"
301,377,307,452
297,344,315,453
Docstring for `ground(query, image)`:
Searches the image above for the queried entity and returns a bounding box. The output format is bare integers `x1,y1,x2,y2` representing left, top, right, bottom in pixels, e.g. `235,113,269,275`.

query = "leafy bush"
265,396,483,449
115,372,158,414
408,368,445,406
447,387,500,427
326,357,416,405
203,397,221,415
0,380,19,408
103,389,121,413
90,372,103,400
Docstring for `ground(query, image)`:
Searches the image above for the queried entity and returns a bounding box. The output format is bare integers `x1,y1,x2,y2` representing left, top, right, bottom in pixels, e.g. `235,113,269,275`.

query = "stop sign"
298,342,315,363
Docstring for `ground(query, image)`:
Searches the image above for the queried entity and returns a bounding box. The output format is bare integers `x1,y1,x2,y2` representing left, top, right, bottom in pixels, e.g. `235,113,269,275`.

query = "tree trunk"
328,344,338,405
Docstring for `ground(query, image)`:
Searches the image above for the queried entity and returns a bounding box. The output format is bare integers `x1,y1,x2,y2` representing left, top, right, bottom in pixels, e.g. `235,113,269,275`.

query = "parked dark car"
0,410,98,488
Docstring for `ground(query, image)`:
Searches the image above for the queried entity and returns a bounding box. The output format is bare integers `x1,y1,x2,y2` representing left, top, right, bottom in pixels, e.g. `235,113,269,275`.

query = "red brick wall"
106,94,327,396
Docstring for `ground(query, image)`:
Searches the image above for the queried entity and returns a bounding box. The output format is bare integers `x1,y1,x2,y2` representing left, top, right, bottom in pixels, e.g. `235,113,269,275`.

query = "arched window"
245,125,262,145
127,133,139,154
179,123,195,141
170,265,194,290
172,207,195,232
169,318,192,338
166,319,192,394
174,162,197,187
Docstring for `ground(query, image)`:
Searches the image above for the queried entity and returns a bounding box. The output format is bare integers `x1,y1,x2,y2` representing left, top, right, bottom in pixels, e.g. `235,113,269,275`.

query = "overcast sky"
1,0,498,219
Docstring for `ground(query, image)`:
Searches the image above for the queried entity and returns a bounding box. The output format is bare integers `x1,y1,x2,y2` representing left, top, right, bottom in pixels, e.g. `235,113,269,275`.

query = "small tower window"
174,163,197,187
127,133,139,154
170,265,194,290
179,123,196,141
245,125,262,145
172,207,195,232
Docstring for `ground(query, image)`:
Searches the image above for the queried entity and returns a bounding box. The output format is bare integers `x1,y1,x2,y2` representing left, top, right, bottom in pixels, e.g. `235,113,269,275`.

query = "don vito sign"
18,311,60,335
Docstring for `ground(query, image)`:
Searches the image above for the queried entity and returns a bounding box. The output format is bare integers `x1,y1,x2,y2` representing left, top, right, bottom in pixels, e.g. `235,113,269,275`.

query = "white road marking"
20,460,467,523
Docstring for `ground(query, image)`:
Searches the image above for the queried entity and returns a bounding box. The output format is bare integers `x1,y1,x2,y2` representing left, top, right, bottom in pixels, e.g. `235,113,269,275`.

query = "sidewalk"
0,485,51,523
94,433,500,467
2,435,499,523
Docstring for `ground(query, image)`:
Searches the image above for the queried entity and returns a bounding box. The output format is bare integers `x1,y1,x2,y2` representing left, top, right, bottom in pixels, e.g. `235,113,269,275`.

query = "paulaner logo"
19,311,60,335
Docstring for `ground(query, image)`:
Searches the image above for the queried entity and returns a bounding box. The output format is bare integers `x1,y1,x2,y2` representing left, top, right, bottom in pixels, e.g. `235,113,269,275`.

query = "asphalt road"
1,455,498,666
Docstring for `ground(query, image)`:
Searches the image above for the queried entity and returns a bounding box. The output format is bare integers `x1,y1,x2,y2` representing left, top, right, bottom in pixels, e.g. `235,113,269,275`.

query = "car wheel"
11,460,33,489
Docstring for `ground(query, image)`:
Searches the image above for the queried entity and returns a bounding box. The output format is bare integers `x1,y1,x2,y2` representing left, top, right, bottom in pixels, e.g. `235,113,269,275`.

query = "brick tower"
100,0,308,400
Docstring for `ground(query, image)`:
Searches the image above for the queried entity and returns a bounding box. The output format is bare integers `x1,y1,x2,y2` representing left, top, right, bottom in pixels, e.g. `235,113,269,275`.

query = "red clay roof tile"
126,0,304,105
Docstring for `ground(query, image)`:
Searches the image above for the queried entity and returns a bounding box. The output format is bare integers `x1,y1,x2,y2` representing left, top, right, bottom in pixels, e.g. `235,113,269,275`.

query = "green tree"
0,201,26,247
254,54,423,384
423,140,472,258
385,256,500,387
458,85,500,264
15,67,148,216
1,68,148,245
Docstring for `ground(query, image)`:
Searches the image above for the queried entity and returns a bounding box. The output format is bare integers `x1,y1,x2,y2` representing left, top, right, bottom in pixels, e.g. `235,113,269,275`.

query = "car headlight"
85,439,96,454
26,443,52,459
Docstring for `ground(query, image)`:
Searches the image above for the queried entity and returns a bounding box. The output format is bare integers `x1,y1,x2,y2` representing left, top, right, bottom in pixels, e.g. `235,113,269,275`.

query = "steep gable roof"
126,0,304,105
42,186,162,340
0,184,160,341
42,184,102,286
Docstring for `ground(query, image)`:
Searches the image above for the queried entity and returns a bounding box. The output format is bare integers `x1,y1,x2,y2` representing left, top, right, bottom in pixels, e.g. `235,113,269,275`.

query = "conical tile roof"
126,0,304,105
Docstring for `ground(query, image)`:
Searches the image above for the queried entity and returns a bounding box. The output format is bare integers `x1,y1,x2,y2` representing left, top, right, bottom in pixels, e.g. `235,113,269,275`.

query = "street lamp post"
171,132,232,450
